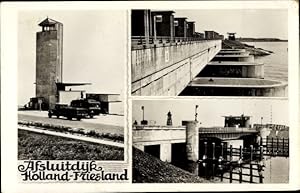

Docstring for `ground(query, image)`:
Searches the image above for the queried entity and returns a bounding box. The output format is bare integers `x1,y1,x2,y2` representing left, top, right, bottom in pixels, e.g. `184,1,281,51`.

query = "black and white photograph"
17,10,126,161
1,1,299,192
132,99,289,183
131,9,288,96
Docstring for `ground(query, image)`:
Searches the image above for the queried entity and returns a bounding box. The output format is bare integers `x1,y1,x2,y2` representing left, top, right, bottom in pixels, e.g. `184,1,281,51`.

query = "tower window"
155,15,163,22
174,20,179,26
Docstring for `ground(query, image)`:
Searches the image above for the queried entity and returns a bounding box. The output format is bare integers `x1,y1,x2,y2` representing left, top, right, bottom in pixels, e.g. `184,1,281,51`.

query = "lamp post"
167,111,172,126
141,106,145,121
261,117,263,126
195,105,199,122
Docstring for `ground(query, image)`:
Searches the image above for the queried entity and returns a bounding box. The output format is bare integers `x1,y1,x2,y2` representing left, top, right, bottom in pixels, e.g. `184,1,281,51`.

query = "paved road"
18,114,124,135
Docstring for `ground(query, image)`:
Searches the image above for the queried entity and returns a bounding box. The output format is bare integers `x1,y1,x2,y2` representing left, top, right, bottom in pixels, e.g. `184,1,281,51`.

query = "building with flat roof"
174,17,187,38
186,21,195,37
151,10,175,39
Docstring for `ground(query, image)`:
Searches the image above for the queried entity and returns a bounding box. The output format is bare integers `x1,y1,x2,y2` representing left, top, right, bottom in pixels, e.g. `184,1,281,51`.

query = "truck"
48,104,88,121
70,99,101,118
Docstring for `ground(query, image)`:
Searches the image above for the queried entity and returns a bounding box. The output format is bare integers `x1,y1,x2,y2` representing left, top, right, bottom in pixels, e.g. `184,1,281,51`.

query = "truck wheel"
67,117,72,120
90,114,94,118
57,115,60,118
48,113,52,118
77,117,81,121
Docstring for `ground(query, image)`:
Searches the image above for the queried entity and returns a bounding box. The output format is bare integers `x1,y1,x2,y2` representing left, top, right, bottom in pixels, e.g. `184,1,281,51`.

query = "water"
194,156,289,183
262,157,289,183
244,42,288,82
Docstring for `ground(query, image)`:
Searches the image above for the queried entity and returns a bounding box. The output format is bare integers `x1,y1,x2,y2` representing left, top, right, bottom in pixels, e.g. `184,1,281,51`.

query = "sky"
174,9,288,40
18,10,126,105
132,99,288,127
17,9,288,106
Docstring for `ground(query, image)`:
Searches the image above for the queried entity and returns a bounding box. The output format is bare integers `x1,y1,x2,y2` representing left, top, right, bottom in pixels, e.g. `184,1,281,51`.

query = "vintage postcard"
1,1,299,192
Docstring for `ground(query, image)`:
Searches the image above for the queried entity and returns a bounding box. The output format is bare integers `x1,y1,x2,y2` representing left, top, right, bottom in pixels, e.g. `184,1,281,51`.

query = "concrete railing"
132,36,222,49
133,125,186,130
133,125,186,144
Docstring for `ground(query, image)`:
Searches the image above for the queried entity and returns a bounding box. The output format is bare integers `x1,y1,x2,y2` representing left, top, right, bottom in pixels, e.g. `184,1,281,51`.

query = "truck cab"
70,99,101,118
48,104,88,121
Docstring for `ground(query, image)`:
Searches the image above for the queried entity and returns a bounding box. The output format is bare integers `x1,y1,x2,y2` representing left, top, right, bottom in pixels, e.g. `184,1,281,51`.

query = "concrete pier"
132,125,186,162
182,120,199,162
200,61,264,79
180,48,288,97
180,77,287,96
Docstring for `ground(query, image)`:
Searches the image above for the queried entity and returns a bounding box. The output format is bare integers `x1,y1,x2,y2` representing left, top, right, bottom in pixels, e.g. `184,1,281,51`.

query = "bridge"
198,127,258,140
131,9,222,96
131,10,287,97
133,122,258,163
132,39,221,96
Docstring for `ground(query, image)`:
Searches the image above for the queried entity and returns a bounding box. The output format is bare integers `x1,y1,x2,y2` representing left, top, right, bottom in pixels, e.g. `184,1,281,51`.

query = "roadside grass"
18,129,124,160
18,120,124,143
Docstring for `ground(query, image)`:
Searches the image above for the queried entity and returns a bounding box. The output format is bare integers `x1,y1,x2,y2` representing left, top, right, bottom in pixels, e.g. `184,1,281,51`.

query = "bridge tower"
36,17,63,108
227,32,236,40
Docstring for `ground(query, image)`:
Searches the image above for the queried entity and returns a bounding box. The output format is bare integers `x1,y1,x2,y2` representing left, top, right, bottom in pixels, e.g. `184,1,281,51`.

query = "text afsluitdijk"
18,161,128,182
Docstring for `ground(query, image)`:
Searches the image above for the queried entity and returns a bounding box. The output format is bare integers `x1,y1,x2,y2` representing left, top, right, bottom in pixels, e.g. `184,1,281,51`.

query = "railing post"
221,170,223,182
219,143,224,182
229,163,233,183
212,162,215,180
286,139,290,157
239,164,242,183
259,175,263,183
259,164,263,183
239,145,243,160
220,143,224,160
204,160,207,179
266,136,269,153
271,137,274,155
212,142,216,160
204,142,207,160
259,146,263,161
229,145,233,162
276,137,279,155
239,145,243,183
282,138,285,156
250,145,253,162
250,163,253,183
